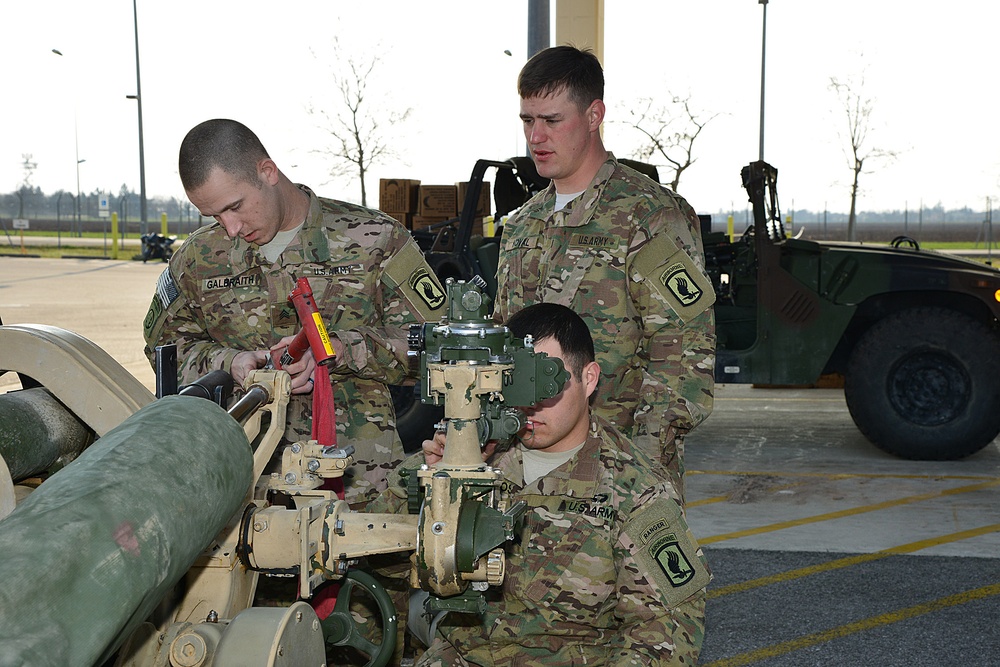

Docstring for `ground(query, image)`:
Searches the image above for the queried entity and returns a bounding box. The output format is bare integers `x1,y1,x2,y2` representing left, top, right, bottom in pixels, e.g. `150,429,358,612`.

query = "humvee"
396,158,1000,461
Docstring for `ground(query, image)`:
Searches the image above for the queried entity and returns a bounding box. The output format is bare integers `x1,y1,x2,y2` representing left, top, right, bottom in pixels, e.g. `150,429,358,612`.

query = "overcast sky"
3,1,998,218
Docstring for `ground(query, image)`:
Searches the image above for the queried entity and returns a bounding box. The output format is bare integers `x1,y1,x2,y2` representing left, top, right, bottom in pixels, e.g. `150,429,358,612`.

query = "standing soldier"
494,46,716,495
143,118,447,504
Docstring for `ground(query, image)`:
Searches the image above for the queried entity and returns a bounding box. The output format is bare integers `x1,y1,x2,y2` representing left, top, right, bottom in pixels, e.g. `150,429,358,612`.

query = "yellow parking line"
689,469,1000,481
700,479,1000,545
701,582,1000,667
708,523,1000,599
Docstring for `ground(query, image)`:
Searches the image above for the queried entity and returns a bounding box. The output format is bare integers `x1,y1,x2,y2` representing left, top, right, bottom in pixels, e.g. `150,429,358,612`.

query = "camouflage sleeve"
629,203,716,473
142,264,242,384
612,490,711,665
363,451,422,515
492,245,512,325
328,231,447,385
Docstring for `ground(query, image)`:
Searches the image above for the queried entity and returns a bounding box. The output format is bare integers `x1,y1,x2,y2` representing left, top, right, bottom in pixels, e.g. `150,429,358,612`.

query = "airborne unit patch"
408,267,446,311
624,498,712,605
650,532,696,587
659,262,704,307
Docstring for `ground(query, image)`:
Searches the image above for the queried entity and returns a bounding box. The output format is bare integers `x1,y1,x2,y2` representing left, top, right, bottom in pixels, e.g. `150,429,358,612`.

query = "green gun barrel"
0,395,253,667
0,387,92,482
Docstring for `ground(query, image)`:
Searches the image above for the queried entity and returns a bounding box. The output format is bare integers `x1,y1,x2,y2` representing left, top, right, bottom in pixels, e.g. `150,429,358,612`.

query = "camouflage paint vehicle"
408,158,1000,461
709,160,1000,460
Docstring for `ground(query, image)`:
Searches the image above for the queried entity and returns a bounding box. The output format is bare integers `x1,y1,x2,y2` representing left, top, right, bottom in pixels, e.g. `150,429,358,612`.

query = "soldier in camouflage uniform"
143,119,447,505
494,46,716,496
374,304,710,665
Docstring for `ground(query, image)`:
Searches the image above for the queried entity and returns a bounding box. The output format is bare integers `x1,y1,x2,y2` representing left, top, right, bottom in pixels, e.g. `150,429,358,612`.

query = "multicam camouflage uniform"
373,416,710,666
494,155,716,491
143,187,447,504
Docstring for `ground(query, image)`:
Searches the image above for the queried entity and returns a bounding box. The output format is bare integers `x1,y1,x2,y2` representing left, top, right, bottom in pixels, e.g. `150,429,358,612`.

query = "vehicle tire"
390,383,443,454
844,307,1000,460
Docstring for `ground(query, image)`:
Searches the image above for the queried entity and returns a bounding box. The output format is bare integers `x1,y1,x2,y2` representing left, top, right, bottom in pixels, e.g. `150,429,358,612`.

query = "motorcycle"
140,232,176,263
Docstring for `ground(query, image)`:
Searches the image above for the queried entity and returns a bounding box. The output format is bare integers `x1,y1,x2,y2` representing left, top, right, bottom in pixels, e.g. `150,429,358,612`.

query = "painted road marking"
708,523,1000,599
698,478,1000,545
702,582,1000,667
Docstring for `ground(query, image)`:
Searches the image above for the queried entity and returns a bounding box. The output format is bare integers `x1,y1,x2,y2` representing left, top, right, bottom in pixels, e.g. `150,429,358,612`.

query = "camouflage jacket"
414,417,710,666
494,155,716,481
142,188,447,503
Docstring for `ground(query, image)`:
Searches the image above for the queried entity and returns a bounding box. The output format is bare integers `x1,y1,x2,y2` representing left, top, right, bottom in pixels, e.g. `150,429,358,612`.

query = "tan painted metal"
555,0,604,60
0,324,154,436
3,321,516,664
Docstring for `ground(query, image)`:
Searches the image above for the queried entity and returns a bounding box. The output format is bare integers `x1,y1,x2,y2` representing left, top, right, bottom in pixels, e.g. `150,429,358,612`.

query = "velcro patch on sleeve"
155,268,180,308
383,240,447,319
623,497,711,607
632,234,715,323
143,268,180,343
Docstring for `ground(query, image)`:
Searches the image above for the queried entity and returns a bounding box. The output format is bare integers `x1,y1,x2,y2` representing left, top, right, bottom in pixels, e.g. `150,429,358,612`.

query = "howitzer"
0,277,567,666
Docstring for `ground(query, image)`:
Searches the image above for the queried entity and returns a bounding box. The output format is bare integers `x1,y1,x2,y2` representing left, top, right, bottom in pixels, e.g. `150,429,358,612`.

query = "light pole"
128,0,148,236
758,0,768,162
52,48,86,236
76,154,86,238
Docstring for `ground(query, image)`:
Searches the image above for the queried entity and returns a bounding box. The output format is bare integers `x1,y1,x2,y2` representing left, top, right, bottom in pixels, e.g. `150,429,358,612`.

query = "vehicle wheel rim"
887,351,969,426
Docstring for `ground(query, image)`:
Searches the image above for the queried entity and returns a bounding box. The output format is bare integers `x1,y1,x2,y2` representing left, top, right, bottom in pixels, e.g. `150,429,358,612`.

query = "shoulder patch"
383,240,447,319
408,267,447,311
143,268,180,343
632,234,715,323
624,497,711,606
155,268,179,308
658,262,706,308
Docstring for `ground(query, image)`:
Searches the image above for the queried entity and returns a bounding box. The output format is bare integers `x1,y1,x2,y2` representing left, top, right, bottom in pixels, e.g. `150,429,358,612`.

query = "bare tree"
309,40,412,207
618,94,719,192
829,73,897,241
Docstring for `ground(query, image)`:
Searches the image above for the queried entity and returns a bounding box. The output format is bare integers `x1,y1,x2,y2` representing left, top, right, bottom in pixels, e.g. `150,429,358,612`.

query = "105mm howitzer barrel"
0,395,253,667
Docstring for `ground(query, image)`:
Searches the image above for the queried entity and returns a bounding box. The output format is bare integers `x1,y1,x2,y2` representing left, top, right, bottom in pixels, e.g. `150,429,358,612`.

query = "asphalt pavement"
2,256,999,666
687,386,1000,666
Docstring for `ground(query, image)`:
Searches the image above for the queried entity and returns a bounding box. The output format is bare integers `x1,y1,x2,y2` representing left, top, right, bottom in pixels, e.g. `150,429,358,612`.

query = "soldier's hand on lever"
269,335,318,395
231,350,270,388
421,428,498,466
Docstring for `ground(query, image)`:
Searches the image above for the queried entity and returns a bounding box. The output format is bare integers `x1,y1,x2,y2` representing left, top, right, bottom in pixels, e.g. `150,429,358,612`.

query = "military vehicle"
711,161,1000,460
400,158,1000,461
0,278,563,666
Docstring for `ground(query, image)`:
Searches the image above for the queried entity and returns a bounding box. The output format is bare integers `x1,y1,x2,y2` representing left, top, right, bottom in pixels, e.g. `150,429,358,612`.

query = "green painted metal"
0,388,92,482
0,395,253,667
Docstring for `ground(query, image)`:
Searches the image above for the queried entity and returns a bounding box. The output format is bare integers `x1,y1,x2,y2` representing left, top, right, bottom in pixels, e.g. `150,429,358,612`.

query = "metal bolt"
206,610,219,623
284,472,297,484
291,443,302,454
432,521,446,535
307,459,320,472
253,520,267,532
335,519,345,535
296,610,303,622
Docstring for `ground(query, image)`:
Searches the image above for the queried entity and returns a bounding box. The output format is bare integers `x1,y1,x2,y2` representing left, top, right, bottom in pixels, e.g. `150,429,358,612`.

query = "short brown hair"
178,119,270,191
518,45,604,111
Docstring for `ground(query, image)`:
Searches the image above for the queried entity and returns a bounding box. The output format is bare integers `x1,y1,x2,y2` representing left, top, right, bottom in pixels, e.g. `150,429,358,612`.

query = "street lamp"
758,0,768,162
76,156,86,238
127,0,148,235
52,48,85,237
